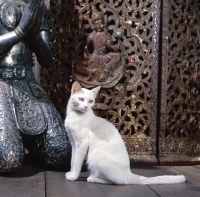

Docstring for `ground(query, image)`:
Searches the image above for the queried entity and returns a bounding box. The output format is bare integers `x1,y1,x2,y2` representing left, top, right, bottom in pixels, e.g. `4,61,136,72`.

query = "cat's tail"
131,174,186,185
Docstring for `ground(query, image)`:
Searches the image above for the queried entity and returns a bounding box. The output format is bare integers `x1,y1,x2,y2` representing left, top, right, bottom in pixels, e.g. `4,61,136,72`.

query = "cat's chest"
65,113,90,130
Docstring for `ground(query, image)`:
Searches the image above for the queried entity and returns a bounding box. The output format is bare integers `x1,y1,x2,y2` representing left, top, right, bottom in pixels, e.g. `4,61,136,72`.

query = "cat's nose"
84,106,88,109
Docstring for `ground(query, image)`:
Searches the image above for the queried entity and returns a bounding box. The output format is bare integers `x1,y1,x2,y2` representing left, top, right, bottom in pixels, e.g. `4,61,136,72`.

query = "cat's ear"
91,86,101,98
71,81,82,94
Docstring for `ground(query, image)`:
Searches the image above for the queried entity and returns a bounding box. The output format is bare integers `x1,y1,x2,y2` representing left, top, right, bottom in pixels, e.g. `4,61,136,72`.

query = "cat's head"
69,81,101,113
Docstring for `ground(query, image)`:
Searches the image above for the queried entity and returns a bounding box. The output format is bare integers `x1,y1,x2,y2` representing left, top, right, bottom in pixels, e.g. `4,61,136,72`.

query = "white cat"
64,81,186,185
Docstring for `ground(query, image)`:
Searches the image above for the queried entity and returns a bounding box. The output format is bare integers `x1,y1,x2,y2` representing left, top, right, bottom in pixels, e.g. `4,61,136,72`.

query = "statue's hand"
15,0,43,38
30,3,46,37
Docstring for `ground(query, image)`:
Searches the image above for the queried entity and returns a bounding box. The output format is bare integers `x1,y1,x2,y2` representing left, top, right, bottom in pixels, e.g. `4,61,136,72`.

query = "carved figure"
0,0,70,173
73,5,125,88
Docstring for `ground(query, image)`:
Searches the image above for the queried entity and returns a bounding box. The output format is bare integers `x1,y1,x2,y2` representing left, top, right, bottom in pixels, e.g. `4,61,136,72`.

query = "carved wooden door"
41,0,200,165
159,0,200,165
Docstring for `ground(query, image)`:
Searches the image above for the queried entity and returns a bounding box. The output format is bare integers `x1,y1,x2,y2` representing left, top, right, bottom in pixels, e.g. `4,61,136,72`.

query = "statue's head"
0,0,25,30
91,5,104,31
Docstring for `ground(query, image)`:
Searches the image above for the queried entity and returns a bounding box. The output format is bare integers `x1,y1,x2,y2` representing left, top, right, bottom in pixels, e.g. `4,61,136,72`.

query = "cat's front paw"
87,176,95,183
65,172,78,181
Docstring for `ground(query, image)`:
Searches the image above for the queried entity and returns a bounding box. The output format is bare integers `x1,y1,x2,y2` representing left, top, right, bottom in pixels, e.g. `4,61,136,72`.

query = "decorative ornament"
130,55,139,63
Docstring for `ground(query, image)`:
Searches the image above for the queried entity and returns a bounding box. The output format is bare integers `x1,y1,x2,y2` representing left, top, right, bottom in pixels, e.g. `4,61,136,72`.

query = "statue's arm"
31,31,53,68
30,5,53,68
83,34,93,59
106,33,120,51
0,32,22,55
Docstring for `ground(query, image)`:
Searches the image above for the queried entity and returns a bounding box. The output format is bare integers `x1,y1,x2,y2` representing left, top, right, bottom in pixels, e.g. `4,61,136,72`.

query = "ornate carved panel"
71,0,161,164
160,0,200,164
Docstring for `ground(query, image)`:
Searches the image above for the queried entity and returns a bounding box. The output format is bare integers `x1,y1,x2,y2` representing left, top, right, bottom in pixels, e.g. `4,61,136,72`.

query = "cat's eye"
89,100,93,104
79,98,84,101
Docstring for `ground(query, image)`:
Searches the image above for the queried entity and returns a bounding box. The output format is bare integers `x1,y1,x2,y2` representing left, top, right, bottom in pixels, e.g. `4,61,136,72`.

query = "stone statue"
0,0,70,173
73,4,125,88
